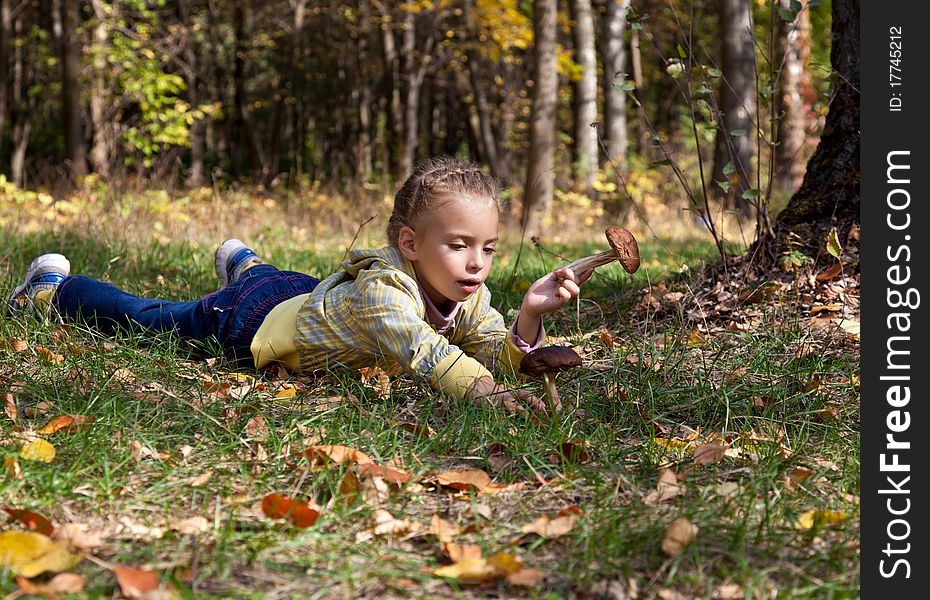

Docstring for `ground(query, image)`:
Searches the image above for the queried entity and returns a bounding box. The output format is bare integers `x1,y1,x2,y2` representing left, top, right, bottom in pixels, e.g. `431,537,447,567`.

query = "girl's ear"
397,226,418,260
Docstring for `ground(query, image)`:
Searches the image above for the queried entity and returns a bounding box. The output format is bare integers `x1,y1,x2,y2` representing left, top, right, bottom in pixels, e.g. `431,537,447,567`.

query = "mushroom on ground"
519,346,583,412
565,226,641,274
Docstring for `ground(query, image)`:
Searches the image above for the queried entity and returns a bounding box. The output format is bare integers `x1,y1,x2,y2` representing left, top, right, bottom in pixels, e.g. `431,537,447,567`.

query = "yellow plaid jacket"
293,247,535,399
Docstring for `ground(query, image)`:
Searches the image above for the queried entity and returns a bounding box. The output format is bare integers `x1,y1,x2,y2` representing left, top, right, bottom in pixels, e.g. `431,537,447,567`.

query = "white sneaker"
7,253,71,314
214,239,263,288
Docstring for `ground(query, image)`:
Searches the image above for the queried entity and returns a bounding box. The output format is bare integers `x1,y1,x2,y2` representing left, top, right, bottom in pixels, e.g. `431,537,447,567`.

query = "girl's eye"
483,247,496,255
449,243,467,251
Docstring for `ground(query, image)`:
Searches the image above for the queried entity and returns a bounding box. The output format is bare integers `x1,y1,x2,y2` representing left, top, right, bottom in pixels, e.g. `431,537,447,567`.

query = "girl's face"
397,196,499,309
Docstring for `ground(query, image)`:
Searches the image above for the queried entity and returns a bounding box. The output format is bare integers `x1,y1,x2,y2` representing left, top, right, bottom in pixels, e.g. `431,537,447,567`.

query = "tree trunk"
601,0,629,166
89,0,119,180
375,1,403,181
774,0,812,192
10,7,29,186
57,0,86,178
356,0,373,179
710,0,756,215
177,0,204,187
522,0,558,238
571,0,597,193
771,0,858,253
399,9,434,180
0,0,10,165
462,0,500,179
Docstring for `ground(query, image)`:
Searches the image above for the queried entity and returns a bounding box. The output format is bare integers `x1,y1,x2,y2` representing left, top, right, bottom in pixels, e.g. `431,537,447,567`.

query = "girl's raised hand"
521,267,590,318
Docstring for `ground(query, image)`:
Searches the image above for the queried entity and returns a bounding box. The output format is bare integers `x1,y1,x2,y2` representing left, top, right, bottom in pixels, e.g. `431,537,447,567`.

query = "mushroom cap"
606,226,641,274
519,345,583,377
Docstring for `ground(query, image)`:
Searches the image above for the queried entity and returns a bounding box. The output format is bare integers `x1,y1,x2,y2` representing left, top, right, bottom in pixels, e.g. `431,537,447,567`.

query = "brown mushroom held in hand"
519,346,582,412
566,226,641,274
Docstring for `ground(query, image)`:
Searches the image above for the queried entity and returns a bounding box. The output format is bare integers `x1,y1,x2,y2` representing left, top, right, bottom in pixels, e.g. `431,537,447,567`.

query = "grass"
0,194,859,598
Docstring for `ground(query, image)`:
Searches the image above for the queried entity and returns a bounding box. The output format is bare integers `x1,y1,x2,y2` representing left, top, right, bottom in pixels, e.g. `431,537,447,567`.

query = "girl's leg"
54,276,221,339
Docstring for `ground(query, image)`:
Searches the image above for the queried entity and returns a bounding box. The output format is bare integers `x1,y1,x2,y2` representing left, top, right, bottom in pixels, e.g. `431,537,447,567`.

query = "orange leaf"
550,440,591,464
434,469,491,492
35,345,64,364
113,565,168,599
5,457,23,480
4,508,54,535
356,462,412,486
429,514,460,543
815,262,843,282
507,567,545,587
261,493,320,528
37,414,95,435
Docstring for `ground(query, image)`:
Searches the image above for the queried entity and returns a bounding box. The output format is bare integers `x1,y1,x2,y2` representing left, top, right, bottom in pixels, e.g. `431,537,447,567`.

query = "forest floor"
1,187,859,599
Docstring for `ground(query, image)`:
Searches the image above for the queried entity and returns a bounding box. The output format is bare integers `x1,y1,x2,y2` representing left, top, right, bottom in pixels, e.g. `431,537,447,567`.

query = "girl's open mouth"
457,280,481,293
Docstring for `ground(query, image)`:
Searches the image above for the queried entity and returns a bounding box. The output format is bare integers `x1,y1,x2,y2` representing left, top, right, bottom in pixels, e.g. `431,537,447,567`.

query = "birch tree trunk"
571,0,597,193
601,0,630,166
522,0,558,237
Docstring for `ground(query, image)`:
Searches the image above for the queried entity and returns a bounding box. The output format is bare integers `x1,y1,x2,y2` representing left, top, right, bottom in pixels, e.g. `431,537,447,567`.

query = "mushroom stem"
565,250,619,273
543,373,561,412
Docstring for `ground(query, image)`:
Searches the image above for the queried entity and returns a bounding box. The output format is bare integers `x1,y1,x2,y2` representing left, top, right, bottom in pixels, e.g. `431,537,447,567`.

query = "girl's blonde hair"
387,156,502,247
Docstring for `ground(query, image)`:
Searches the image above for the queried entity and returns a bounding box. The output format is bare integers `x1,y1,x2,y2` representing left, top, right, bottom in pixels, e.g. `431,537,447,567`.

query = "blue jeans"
54,264,320,367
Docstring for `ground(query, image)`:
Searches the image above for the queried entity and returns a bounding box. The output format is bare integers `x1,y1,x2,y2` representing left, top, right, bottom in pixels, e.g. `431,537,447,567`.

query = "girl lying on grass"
8,157,592,413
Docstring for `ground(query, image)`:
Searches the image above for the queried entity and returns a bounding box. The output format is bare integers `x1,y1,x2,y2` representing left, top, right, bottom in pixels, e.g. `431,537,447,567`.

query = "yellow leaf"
0,531,81,577
434,557,499,580
687,328,707,347
795,509,848,530
20,439,56,463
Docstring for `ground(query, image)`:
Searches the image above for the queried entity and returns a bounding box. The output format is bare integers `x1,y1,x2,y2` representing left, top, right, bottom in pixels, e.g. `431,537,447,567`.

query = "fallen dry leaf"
507,567,545,587
190,470,213,488
549,440,591,464
815,263,843,282
359,366,392,399
795,509,848,530
5,456,23,480
434,469,491,492
644,468,685,505
692,443,725,465
661,517,697,556
396,421,435,439
170,516,209,535
7,339,29,353
129,440,172,463
244,414,270,439
356,462,412,486
289,444,373,469
4,393,16,423
15,572,85,596
429,514,460,543
113,565,172,599
261,493,320,528
37,414,95,435
687,328,708,347
52,523,104,551
444,542,482,562
20,439,56,463
4,508,54,535
35,345,65,364
0,531,81,577
433,551,524,582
